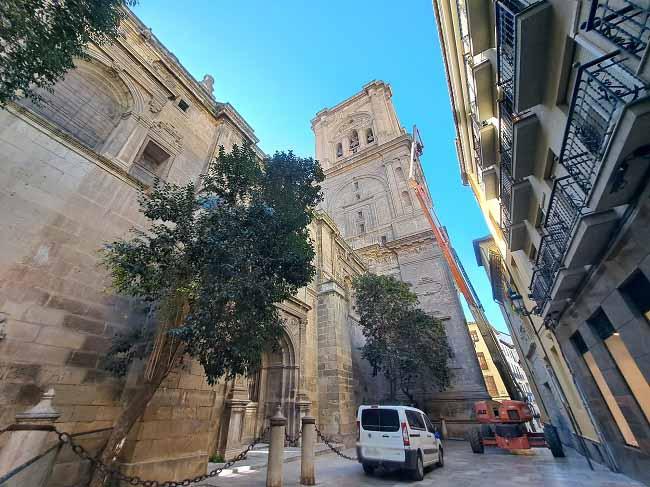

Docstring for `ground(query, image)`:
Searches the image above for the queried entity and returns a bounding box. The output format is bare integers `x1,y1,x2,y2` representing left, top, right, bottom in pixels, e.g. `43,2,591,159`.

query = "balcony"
561,52,649,209
583,1,650,60
466,0,494,55
482,166,498,199
496,0,552,112
529,176,584,310
473,58,496,121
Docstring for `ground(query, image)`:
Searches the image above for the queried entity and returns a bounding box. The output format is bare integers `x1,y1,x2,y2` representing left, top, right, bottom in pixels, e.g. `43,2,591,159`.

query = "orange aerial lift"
406,126,524,404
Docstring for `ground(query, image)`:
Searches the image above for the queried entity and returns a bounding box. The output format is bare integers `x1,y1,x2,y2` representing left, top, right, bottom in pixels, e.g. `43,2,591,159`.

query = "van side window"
424,414,436,433
361,408,400,432
405,410,426,430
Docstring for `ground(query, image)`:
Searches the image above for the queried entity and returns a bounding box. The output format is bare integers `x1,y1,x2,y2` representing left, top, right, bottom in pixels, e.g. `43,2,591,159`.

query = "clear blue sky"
133,0,507,332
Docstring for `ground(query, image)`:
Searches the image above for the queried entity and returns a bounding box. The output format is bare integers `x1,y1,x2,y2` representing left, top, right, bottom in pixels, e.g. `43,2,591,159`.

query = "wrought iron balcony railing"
489,250,509,303
583,1,650,58
529,176,585,309
496,1,545,105
560,52,648,195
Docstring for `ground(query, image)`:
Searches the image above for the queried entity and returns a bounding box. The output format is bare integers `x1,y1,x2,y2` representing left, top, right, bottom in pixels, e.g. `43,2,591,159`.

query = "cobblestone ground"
195,441,641,487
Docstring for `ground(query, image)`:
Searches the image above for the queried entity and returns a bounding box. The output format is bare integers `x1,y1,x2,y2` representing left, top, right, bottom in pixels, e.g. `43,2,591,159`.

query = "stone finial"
200,74,215,97
15,388,60,423
270,404,286,426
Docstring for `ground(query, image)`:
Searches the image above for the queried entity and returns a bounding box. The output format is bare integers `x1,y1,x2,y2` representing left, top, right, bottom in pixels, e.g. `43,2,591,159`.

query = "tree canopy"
353,273,451,404
0,0,136,105
102,144,324,383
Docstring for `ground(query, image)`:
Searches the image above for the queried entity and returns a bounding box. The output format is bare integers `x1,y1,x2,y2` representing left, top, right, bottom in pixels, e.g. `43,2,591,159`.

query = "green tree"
353,274,450,405
92,144,323,486
0,0,136,105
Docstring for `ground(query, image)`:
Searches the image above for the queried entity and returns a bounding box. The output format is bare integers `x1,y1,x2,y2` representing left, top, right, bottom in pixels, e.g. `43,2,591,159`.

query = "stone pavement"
193,440,642,486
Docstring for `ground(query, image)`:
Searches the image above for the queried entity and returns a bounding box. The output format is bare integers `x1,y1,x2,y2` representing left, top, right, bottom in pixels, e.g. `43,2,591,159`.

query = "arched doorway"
257,328,300,440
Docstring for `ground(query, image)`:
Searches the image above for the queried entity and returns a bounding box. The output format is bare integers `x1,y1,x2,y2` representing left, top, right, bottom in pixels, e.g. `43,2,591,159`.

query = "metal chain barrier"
314,424,356,461
55,426,269,487
285,428,302,447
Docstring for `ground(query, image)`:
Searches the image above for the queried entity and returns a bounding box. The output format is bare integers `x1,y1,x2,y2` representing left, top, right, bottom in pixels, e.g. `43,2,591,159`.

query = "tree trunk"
89,341,185,487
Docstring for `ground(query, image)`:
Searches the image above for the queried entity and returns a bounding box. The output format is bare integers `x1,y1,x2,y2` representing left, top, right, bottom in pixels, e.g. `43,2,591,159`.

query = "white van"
356,405,444,481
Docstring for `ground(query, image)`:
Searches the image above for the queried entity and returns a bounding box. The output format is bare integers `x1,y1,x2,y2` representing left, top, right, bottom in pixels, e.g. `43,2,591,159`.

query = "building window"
356,193,361,200
477,352,488,370
336,143,343,158
620,271,650,322
357,211,363,219
470,330,479,343
366,128,374,143
485,375,498,397
571,331,639,447
395,166,405,181
178,99,190,112
359,223,365,234
354,181,359,190
350,130,359,152
587,308,650,424
401,190,412,209
381,235,387,245
135,140,171,179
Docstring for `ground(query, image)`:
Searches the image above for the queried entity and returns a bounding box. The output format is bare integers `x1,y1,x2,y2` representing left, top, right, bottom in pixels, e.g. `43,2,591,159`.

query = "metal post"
300,416,315,485
266,406,286,487
0,388,60,477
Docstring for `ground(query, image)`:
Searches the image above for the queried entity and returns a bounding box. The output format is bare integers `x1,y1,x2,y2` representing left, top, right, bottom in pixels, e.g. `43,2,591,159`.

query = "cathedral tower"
312,80,488,437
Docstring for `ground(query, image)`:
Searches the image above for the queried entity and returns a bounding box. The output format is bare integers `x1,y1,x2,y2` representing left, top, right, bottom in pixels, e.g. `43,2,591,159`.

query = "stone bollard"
266,406,286,487
300,416,315,486
0,388,60,478
440,418,448,440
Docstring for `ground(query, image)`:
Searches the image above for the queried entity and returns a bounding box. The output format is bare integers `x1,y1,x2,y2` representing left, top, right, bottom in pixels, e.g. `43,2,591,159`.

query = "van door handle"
382,434,390,438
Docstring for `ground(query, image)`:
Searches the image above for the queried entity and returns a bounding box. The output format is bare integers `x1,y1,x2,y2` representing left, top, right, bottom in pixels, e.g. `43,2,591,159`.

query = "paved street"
195,441,641,487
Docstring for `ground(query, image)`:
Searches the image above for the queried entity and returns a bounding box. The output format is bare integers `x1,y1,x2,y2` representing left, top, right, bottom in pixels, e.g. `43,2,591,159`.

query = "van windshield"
361,408,400,432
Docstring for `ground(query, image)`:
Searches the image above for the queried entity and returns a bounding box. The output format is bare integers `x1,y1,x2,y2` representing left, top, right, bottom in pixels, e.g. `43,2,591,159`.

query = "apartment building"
434,0,650,482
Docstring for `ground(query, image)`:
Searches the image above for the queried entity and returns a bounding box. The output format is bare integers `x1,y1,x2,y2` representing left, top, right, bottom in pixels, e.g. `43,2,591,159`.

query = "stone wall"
0,8,261,482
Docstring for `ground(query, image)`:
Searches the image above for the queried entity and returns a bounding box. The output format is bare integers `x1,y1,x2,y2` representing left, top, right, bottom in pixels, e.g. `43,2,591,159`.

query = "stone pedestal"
266,407,286,487
0,388,60,478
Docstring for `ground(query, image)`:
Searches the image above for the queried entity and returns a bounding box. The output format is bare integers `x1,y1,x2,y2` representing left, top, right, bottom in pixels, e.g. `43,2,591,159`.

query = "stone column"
0,388,60,477
223,378,250,459
300,416,316,486
266,407,286,487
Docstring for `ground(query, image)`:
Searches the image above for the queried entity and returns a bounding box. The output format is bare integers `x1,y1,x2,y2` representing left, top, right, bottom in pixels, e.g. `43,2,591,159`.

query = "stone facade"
0,9,368,484
312,81,489,437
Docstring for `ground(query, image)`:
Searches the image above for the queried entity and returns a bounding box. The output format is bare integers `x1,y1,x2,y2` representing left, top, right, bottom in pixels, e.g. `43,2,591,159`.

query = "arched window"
366,128,374,143
350,130,359,152
336,142,343,158
401,190,412,209
18,59,131,151
395,166,405,181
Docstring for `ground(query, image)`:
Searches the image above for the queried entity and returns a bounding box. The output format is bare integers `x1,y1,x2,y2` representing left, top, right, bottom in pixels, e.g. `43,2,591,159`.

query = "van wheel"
411,453,424,481
362,463,375,475
436,447,444,468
